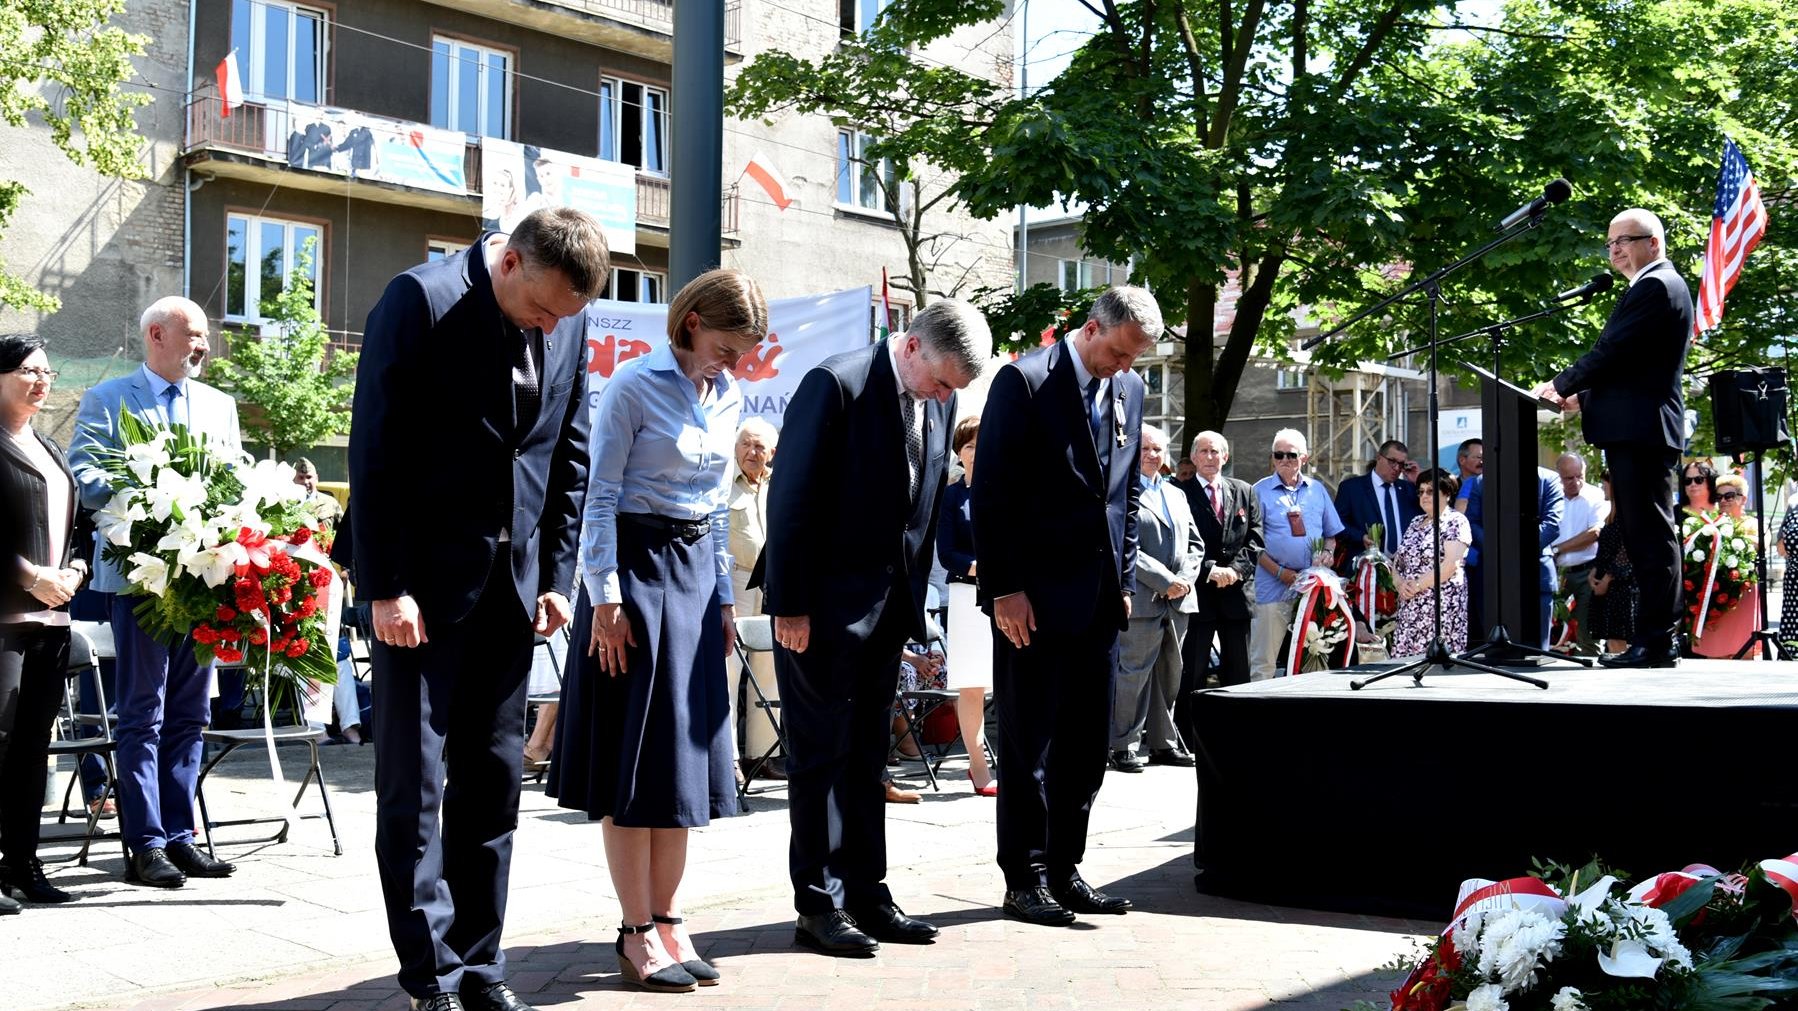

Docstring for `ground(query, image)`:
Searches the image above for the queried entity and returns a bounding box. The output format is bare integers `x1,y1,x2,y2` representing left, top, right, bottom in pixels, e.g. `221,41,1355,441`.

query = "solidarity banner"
280,103,468,195
481,138,638,254
581,286,872,428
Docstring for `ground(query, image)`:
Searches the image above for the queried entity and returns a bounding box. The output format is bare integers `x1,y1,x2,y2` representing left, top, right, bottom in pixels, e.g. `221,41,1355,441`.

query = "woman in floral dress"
1390,468,1473,657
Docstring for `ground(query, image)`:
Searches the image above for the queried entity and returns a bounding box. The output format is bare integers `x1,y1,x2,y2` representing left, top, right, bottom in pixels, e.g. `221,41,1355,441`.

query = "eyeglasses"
1604,234,1652,251
1682,475,1709,485
10,367,59,382
1720,492,1743,501
1381,455,1408,468
1271,451,1300,461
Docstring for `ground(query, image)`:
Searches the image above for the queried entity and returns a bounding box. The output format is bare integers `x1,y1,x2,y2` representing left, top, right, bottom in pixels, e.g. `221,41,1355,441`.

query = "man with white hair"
67,296,244,888
1108,424,1203,773
1533,208,1692,668
1178,431,1262,700
1248,429,1342,680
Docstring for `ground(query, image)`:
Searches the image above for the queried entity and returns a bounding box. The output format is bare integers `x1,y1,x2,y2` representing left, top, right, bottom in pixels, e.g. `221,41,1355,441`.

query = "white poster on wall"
481,138,637,254
279,103,468,195
1437,408,1482,471
582,286,873,428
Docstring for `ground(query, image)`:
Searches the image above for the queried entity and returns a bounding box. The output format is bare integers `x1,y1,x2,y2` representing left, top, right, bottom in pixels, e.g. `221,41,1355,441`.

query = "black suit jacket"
756,341,951,644
1553,259,1693,451
349,235,590,625
1,428,85,618
971,340,1144,632
1333,472,1422,558
1184,476,1263,622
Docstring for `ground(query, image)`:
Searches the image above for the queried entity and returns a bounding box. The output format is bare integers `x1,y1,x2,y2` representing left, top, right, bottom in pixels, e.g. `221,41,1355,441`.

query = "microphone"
1497,178,1573,231
1554,273,1614,302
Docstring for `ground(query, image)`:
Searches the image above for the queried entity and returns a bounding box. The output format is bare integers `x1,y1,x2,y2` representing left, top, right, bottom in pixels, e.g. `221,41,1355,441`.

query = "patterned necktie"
512,324,540,431
902,394,922,503
1383,482,1400,553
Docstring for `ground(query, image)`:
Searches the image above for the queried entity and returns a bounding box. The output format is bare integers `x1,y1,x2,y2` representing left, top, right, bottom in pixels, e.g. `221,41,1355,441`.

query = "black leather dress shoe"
125,848,186,888
846,902,939,943
795,910,880,956
409,995,465,1011
1598,644,1680,669
1147,749,1196,768
1108,750,1146,773
1,858,73,903
1002,887,1076,926
461,981,534,1011
0,891,19,914
1052,876,1133,914
167,841,236,877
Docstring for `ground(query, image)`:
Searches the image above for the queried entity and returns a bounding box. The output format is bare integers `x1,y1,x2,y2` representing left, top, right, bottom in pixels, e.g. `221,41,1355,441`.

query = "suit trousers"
1110,610,1185,753
993,608,1119,890
371,554,533,999
112,594,212,854
774,602,909,915
1248,598,1297,681
0,623,68,867
1604,446,1681,649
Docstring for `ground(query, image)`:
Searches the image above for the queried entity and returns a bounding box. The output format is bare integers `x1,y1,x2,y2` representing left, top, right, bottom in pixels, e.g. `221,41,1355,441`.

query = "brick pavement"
24,746,1427,1011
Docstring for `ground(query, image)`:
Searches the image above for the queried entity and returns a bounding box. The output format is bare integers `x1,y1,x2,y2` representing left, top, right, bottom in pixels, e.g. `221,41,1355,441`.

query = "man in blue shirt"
1249,429,1343,679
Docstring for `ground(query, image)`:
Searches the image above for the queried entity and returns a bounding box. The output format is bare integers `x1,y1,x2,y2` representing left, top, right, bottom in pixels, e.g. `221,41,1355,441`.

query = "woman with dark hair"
1389,467,1472,657
551,269,768,992
0,334,87,910
1680,460,1719,515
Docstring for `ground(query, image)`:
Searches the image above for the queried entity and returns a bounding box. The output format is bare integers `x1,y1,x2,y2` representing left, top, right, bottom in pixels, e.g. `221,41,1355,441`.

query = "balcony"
413,0,742,63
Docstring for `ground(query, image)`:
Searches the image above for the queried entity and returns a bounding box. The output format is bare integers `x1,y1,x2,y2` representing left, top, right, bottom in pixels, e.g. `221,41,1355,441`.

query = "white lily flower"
123,434,173,484
214,500,272,539
96,492,149,547
239,458,305,509
184,540,249,588
1598,938,1663,978
1565,875,1617,927
155,510,211,556
140,467,208,522
125,552,172,596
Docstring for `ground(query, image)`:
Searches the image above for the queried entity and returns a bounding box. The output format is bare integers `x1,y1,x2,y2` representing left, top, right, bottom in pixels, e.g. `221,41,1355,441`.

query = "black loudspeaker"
1711,368,1792,454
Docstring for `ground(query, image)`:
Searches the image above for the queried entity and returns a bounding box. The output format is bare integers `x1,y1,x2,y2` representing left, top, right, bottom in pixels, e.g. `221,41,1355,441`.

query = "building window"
836,131,903,216
611,267,666,304
598,78,668,174
1135,361,1169,426
230,0,326,104
426,239,470,263
225,213,323,323
870,299,912,339
1276,365,1307,391
840,0,889,35
431,38,511,139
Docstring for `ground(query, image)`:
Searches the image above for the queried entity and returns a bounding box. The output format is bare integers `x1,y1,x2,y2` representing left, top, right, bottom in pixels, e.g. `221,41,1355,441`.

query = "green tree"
210,240,358,460
0,0,149,311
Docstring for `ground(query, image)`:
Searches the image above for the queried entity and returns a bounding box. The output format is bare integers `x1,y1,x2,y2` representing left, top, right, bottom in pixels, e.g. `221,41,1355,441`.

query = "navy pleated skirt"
547,519,738,827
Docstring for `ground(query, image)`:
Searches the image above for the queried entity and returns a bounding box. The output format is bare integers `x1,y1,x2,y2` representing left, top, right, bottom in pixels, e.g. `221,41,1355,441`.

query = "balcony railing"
636,176,742,235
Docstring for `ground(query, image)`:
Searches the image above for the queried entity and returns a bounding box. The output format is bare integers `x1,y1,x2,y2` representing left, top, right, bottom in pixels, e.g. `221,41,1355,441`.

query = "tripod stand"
1732,449,1790,660
1303,215,1557,691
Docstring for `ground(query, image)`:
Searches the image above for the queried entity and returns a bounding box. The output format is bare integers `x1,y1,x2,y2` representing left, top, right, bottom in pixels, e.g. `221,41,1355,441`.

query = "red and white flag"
744,151,793,211
216,51,245,118
1693,139,1768,338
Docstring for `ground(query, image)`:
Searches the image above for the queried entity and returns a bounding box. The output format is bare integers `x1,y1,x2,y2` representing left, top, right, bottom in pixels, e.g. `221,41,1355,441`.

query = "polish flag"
216,51,245,118
745,152,793,211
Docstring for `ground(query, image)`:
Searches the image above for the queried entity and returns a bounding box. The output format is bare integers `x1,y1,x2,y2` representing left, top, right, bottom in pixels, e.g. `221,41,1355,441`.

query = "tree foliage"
729,0,1796,449
0,0,149,311
210,241,358,460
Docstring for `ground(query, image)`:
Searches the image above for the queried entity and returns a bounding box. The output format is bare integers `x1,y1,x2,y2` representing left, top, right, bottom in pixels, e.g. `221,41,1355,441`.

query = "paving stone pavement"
16,744,1428,1011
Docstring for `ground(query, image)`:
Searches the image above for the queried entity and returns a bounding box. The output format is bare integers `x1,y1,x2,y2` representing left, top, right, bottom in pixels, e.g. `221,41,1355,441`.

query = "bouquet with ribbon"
1352,522,1400,638
1680,510,1757,644
1287,540,1359,676
1378,852,1798,1011
1549,593,1578,652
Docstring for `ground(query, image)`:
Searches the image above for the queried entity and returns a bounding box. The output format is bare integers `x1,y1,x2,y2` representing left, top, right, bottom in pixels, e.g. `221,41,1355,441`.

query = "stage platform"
1191,658,1798,919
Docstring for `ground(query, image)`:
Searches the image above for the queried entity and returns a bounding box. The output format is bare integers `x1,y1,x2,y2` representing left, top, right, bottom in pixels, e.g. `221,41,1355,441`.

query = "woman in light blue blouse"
550,269,767,992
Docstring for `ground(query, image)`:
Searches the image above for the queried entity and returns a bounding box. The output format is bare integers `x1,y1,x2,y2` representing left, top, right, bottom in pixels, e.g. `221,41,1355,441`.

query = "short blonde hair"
667,268,769,350
1715,473,1748,496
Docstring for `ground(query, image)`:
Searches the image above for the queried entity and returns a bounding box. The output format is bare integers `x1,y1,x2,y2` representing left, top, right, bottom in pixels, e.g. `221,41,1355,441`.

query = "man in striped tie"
1534,209,1692,669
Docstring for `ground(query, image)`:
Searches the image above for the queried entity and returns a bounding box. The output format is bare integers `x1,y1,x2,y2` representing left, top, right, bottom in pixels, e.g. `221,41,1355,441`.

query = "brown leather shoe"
884,782,921,804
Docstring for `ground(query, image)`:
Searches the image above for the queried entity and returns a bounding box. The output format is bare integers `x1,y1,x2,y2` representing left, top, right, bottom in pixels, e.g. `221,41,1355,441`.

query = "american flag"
1693,139,1768,337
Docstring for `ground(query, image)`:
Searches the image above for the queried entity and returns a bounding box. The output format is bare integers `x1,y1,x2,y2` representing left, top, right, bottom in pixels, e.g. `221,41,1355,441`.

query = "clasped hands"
21,563,82,607
591,601,737,676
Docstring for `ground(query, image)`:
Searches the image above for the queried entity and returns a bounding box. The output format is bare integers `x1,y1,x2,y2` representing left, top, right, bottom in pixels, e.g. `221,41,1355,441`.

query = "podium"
1464,362,1562,660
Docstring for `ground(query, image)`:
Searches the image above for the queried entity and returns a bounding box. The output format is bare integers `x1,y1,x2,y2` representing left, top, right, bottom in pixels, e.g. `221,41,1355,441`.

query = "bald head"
139,296,211,384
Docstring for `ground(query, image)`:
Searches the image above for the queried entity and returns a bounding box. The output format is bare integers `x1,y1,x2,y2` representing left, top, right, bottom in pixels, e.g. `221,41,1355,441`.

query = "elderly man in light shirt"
1553,453,1609,655
1248,429,1342,680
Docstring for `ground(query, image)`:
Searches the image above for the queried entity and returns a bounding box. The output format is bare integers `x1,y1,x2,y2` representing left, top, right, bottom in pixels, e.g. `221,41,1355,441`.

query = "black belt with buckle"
1562,561,1596,575
619,512,711,545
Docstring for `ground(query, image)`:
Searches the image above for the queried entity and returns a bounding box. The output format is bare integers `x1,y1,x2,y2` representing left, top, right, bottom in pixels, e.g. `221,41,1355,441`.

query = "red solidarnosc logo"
586,333,652,378
730,332,782,382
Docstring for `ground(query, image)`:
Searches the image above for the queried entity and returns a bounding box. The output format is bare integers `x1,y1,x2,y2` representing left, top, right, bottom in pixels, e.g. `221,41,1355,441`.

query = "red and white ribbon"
1684,518,1726,639
1448,876,1566,935
1352,552,1388,616
1286,567,1358,677
1760,854,1798,915
1551,594,1577,649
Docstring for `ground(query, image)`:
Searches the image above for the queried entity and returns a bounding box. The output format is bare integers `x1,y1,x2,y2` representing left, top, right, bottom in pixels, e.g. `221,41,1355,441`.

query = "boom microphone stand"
1303,190,1569,691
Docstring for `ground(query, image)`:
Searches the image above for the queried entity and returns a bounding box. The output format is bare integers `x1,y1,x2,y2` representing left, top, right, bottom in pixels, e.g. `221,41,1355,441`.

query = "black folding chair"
195,686,342,857
45,622,128,867
733,615,786,809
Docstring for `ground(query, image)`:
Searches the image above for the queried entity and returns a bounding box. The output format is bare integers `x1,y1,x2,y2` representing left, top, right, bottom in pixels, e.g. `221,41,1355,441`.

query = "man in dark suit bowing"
1332,439,1421,573
351,208,608,1011
1535,207,1693,669
758,299,991,957
972,285,1161,926
1177,430,1264,718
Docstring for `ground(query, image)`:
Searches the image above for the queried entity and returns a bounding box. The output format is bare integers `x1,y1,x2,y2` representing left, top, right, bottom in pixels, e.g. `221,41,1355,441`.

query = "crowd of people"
0,203,1784,1009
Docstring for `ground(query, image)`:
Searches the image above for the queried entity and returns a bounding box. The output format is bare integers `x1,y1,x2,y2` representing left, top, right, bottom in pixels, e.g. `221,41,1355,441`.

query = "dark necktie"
512,323,540,432
902,394,922,504
1383,482,1400,553
1085,377,1105,449
1206,482,1221,522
